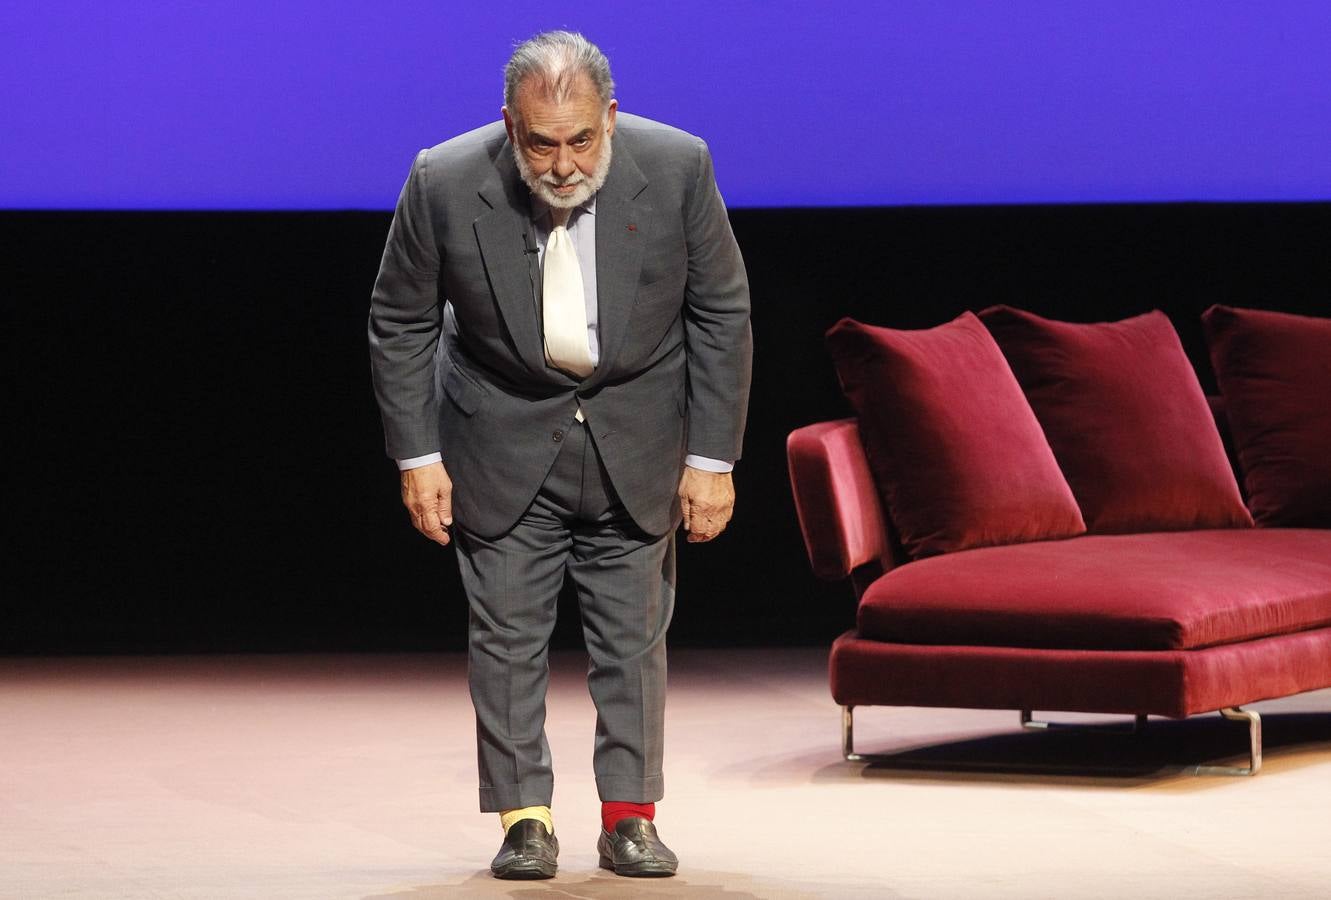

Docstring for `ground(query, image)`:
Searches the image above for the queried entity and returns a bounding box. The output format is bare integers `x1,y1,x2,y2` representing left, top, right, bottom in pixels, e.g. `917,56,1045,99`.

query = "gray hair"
503,31,615,111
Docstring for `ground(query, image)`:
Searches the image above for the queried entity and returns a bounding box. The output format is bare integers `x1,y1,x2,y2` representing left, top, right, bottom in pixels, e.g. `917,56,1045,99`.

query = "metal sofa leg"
1191,707,1262,776
842,705,863,761
1020,710,1149,733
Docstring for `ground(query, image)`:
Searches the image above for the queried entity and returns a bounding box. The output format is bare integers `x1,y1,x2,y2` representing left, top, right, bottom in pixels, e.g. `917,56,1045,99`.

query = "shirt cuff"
684,454,734,474
396,452,442,471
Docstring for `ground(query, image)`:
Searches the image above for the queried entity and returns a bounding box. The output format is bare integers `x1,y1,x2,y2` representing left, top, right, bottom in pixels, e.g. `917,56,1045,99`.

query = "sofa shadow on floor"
816,711,1331,785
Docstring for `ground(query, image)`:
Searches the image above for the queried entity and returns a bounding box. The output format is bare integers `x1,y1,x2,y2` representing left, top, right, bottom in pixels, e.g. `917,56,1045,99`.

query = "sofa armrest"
787,419,895,582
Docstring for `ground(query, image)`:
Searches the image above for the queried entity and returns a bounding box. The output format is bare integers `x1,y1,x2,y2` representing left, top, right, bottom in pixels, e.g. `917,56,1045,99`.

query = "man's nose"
552,146,575,179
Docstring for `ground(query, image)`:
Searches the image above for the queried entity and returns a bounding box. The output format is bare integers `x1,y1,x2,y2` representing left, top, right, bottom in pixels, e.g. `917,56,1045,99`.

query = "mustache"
541,170,586,186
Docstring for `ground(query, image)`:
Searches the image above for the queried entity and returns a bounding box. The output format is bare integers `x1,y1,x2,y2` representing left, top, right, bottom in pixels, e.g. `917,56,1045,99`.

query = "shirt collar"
530,192,597,226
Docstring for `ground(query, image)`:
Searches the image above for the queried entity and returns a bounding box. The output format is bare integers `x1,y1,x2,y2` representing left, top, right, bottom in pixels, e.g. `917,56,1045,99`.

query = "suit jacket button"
552,430,564,442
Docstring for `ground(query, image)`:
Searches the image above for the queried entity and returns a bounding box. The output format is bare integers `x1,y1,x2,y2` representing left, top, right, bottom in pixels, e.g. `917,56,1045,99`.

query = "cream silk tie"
541,213,594,379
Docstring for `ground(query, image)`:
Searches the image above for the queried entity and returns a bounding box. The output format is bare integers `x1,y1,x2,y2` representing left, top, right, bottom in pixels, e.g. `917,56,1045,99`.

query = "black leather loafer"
596,817,678,877
490,819,558,879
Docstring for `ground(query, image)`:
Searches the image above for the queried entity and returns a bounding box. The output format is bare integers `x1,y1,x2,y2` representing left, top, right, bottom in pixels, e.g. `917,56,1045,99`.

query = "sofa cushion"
980,306,1251,533
826,313,1086,559
1203,305,1331,527
858,529,1331,651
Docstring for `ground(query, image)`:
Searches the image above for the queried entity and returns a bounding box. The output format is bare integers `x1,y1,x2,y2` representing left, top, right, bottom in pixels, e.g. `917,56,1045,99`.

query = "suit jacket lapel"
473,148,547,375
587,139,648,389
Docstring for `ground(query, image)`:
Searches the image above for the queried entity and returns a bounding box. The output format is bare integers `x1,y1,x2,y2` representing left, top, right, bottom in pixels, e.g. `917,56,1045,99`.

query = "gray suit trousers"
456,417,675,811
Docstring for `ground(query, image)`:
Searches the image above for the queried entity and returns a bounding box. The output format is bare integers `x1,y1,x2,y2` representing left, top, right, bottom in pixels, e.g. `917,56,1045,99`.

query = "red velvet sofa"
788,305,1331,775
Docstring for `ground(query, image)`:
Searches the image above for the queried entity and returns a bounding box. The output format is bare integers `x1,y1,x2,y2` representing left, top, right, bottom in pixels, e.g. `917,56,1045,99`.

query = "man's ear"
605,99,618,138
502,106,516,144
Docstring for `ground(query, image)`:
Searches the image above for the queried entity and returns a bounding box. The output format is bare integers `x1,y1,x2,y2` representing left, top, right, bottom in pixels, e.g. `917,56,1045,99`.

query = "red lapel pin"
626,223,637,232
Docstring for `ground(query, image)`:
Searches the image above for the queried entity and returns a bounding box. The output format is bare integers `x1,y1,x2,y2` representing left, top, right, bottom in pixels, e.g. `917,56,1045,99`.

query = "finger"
438,485,453,528
688,516,717,542
410,504,450,546
418,511,450,546
680,494,693,533
691,506,728,529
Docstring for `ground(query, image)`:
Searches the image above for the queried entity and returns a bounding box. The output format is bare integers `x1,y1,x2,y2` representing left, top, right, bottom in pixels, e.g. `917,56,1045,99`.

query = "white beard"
513,134,613,209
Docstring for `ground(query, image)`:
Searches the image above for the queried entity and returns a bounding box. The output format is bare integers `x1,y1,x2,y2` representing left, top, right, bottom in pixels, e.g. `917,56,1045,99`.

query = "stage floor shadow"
833,711,1331,784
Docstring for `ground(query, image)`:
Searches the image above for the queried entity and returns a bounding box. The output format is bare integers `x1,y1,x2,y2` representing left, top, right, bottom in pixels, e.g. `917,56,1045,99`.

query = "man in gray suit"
368,31,751,879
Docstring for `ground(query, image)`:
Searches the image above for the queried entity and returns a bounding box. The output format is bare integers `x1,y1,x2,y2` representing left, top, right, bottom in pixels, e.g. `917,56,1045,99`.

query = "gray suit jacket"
368,113,752,538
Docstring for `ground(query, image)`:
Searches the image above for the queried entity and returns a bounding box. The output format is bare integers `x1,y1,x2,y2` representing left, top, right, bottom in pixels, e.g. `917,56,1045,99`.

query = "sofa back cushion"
1203,305,1331,527
980,305,1252,533
826,312,1086,559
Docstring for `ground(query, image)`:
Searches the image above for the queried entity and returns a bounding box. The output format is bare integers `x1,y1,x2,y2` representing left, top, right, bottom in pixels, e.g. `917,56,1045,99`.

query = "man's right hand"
400,461,453,546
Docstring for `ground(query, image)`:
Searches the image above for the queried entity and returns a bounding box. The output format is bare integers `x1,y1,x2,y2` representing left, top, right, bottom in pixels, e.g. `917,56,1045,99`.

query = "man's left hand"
678,467,735,543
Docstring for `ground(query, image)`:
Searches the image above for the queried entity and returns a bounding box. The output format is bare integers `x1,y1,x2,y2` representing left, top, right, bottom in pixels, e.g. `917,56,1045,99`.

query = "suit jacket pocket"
443,364,486,416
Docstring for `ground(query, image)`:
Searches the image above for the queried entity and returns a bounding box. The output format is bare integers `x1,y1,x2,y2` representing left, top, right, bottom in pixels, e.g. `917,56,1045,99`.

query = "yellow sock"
499,805,553,834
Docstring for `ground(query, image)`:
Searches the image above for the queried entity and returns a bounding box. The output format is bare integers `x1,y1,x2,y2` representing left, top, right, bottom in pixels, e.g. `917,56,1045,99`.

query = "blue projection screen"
3,2,1330,209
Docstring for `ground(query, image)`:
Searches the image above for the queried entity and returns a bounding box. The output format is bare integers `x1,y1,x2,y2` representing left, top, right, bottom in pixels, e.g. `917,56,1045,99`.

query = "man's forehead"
514,103,604,139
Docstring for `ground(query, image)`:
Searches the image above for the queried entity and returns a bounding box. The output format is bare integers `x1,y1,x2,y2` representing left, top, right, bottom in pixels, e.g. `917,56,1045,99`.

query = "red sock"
602,801,655,832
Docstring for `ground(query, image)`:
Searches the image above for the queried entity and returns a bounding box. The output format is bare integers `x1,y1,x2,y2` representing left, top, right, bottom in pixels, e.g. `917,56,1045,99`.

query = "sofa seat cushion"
858,529,1331,651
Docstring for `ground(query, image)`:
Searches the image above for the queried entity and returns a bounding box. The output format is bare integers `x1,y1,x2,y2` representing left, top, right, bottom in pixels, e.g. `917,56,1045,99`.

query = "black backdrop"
5,204,1328,654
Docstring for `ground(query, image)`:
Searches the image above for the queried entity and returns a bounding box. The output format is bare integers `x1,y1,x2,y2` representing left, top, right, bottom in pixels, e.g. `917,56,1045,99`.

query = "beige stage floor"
2,647,1329,899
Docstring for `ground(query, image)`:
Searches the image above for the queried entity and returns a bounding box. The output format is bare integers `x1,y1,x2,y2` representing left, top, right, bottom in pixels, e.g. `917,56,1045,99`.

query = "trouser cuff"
595,773,664,804
478,776,554,813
